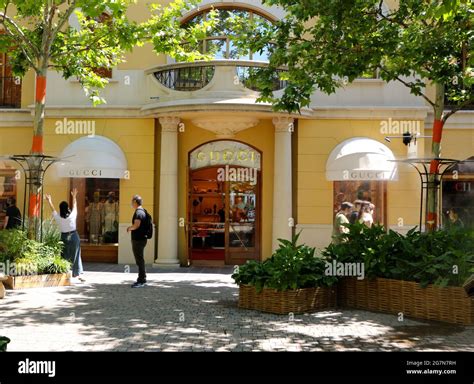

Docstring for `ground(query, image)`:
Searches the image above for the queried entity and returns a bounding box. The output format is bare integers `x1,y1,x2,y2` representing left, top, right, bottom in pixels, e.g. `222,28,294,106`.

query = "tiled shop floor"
1,263,473,351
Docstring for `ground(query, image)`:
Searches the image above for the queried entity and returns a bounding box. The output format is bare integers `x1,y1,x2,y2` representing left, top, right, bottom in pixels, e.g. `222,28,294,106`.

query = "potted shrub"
323,223,474,325
233,233,338,314
0,223,71,290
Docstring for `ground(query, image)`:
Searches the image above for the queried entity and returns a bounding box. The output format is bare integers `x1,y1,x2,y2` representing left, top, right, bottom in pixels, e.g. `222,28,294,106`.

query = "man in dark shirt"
127,195,148,288
4,198,22,230
349,200,363,224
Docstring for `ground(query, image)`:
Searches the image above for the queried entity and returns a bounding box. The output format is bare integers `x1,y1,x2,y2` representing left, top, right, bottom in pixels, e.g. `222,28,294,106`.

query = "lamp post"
2,154,60,241
390,158,460,231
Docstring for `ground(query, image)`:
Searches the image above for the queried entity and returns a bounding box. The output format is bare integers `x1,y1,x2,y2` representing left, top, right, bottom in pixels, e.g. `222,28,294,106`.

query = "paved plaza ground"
1,263,473,352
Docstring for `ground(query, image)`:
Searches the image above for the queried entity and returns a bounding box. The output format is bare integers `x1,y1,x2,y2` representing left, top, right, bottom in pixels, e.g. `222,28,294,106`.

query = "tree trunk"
27,70,47,240
426,82,445,232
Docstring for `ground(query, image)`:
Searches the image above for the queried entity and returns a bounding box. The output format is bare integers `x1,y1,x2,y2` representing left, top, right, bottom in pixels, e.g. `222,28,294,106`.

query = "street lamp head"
402,132,412,146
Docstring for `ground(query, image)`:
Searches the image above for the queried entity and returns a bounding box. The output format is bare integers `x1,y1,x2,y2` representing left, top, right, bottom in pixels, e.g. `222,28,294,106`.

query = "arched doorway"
188,140,261,265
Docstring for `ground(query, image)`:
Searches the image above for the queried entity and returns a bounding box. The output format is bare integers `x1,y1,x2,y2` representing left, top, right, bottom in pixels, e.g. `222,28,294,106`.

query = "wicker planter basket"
3,273,71,290
238,285,337,314
338,277,474,325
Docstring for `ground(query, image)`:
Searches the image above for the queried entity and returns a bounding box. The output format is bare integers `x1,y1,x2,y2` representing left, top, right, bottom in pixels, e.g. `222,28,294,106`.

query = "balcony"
0,76,22,108
144,60,288,110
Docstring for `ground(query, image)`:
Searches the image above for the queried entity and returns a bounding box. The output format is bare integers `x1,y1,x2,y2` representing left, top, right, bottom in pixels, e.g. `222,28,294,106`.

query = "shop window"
92,67,113,79
0,167,18,228
70,178,119,244
442,157,474,228
0,41,22,108
333,181,387,227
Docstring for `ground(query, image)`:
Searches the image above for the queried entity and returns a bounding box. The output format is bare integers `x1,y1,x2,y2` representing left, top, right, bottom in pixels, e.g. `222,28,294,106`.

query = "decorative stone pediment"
191,116,259,138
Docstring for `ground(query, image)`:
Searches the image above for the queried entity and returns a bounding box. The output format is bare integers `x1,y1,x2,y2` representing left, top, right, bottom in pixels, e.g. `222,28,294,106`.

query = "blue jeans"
61,231,83,277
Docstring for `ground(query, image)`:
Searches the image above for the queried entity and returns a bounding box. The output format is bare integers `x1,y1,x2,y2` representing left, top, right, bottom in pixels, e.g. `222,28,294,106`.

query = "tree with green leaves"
232,0,473,231
0,0,213,239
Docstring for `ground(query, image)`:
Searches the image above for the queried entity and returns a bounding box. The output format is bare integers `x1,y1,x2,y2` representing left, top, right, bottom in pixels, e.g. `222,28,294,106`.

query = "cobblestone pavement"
1,263,473,351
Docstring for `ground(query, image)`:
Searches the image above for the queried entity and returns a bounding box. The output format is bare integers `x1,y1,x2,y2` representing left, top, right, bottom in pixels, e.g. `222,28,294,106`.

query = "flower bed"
338,277,474,325
0,226,71,291
3,273,71,290
239,284,336,314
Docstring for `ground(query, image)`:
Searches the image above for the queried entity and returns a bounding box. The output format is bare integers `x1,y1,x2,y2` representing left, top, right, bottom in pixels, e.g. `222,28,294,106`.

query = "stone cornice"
311,106,430,120
0,109,33,127
425,110,474,129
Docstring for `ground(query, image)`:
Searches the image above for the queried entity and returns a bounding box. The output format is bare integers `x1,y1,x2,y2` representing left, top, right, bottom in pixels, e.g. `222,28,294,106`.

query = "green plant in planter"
233,232,338,292
0,336,10,352
0,226,69,276
0,229,27,263
322,224,474,288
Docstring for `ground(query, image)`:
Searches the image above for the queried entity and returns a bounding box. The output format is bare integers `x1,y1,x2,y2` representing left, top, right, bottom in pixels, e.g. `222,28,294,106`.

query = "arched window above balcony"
182,6,274,61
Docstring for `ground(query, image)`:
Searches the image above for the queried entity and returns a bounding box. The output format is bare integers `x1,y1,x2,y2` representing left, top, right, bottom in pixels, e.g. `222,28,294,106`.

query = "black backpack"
139,208,153,239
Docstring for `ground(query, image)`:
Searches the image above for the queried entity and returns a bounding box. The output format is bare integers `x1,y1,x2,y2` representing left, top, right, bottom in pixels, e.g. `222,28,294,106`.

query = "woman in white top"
358,202,375,228
45,188,84,282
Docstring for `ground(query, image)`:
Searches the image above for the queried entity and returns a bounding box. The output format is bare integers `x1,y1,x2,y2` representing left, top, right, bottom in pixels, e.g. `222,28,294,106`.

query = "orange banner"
35,75,47,103
31,135,43,154
432,119,443,143
429,158,440,174
28,193,41,218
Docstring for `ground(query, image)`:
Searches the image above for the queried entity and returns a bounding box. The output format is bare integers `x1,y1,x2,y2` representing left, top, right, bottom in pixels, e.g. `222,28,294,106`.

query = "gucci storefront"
187,140,262,265
54,135,156,264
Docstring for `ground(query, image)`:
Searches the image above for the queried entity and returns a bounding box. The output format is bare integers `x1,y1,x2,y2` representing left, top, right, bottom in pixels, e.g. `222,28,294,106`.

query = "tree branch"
51,0,77,43
379,67,435,107
50,28,112,59
0,12,41,59
0,11,40,72
442,96,474,123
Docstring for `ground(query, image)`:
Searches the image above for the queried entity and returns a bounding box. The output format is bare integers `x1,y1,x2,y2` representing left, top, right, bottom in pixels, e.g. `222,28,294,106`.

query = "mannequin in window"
86,191,102,243
102,191,119,243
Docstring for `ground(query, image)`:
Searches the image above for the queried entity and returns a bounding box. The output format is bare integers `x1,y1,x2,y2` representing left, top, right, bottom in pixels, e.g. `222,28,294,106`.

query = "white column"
155,116,180,267
272,117,294,251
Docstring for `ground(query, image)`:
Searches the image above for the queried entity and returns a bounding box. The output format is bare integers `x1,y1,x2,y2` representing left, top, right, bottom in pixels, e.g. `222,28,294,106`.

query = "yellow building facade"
0,0,472,266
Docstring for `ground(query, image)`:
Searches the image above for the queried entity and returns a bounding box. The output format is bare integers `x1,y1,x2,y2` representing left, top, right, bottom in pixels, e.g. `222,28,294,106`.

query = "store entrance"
70,178,120,263
188,166,260,265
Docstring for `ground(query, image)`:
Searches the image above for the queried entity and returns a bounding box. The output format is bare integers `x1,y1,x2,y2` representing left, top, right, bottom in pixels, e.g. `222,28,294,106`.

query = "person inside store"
358,202,375,228
332,202,353,244
349,199,363,224
103,191,119,243
45,188,85,283
127,194,148,288
86,191,103,243
447,208,464,228
3,198,22,230
218,204,226,223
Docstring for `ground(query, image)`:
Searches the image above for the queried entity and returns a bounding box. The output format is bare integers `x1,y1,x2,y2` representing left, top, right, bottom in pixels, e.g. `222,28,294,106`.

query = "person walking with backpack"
127,195,150,288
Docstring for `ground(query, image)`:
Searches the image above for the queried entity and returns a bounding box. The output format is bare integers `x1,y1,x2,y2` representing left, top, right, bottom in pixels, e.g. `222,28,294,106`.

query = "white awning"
57,136,128,179
326,137,398,181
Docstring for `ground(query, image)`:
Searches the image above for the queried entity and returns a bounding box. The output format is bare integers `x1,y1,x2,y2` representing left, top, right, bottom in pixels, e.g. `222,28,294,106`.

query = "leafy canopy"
230,0,473,113
0,0,216,104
